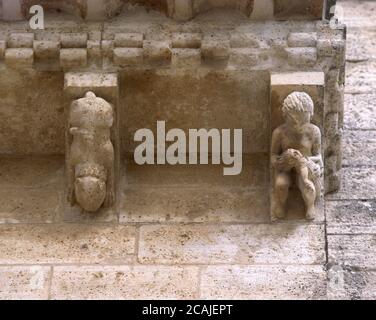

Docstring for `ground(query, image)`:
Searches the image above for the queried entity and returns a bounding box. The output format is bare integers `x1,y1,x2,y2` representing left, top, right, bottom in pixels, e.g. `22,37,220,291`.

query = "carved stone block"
8,33,34,48
5,48,34,68
67,92,115,212
171,48,201,68
60,48,87,69
270,72,325,221
64,73,120,214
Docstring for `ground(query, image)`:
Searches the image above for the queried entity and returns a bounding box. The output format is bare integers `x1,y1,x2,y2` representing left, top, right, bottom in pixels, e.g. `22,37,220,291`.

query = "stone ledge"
0,25,344,71
138,224,326,265
0,266,51,300
50,265,199,300
201,265,327,300
0,224,136,264
328,234,376,268
328,266,376,300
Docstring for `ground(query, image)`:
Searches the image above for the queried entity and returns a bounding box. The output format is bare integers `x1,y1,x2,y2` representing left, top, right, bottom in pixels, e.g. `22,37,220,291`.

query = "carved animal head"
74,163,107,212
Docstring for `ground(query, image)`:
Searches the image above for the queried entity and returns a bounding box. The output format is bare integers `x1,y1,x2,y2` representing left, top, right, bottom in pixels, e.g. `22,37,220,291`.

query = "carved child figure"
271,92,323,221
68,91,115,212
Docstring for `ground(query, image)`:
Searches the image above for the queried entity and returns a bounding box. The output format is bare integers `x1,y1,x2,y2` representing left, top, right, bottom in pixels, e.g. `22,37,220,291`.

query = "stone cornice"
0,21,345,72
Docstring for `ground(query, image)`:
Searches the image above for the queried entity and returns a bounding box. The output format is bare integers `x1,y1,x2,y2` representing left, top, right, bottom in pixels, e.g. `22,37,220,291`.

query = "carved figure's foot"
271,203,286,222
306,206,316,220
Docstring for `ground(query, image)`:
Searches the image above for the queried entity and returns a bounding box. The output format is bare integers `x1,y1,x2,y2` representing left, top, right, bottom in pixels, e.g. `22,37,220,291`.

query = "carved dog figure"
67,91,115,212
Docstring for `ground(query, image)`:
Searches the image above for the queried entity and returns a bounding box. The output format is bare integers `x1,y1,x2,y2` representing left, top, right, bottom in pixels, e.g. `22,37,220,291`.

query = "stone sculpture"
67,91,115,212
271,91,323,221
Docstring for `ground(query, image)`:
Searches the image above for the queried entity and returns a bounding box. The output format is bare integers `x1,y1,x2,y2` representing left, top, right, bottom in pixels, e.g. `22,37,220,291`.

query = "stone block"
171,33,201,49
61,33,88,48
138,224,325,265
5,48,34,68
229,48,259,67
171,48,201,68
286,47,317,66
0,187,60,224
143,40,172,64
344,94,376,130
87,40,102,61
317,38,345,57
0,224,136,264
274,0,324,19
114,48,143,67
328,234,376,268
201,265,327,300
288,33,317,48
326,200,376,235
328,267,376,300
0,266,51,300
120,187,269,224
33,41,61,60
326,167,376,200
114,33,143,48
8,33,34,48
50,266,199,299
347,30,376,62
230,33,260,48
345,61,376,94
124,154,268,188
101,40,115,59
168,0,194,21
201,39,230,61
60,48,87,69
343,131,376,167
64,72,118,102
121,69,271,155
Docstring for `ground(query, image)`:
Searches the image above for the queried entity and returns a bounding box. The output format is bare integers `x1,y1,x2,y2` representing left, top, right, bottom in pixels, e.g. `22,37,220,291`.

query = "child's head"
282,92,314,128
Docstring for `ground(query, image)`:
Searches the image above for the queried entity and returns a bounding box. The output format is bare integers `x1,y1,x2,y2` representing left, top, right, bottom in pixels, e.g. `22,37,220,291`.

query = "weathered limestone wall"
0,69,67,155
120,69,270,155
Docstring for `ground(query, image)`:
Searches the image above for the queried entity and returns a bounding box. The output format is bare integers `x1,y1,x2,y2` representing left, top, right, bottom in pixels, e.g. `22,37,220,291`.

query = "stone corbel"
64,72,120,214
270,72,326,221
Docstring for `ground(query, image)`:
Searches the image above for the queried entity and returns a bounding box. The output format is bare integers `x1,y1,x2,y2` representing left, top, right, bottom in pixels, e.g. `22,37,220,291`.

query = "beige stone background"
0,0,375,300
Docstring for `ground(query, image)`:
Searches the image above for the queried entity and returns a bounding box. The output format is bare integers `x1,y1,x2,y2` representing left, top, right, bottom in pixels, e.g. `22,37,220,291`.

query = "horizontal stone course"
0,157,63,189
120,187,270,224
344,94,376,130
326,200,376,234
0,266,51,300
0,187,60,224
50,266,199,300
0,224,136,264
346,30,376,62
138,224,325,265
200,265,327,300
345,61,376,94
328,234,376,268
326,167,376,200
342,130,376,167
328,267,376,300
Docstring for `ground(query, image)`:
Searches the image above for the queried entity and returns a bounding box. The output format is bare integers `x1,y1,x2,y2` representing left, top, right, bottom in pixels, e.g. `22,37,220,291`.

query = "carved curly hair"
282,92,314,117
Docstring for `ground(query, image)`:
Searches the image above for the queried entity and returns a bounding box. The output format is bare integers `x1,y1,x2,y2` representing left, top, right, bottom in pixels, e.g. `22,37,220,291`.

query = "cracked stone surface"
0,0,375,300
